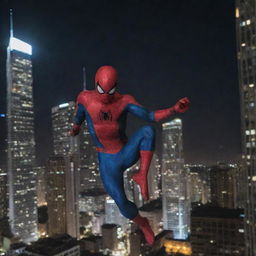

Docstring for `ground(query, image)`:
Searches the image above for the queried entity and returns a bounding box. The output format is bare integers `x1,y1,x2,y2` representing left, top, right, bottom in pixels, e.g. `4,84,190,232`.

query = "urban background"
0,0,253,255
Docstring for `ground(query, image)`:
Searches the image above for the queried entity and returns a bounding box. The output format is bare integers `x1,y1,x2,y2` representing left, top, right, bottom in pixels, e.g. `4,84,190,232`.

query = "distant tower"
161,119,190,240
46,155,80,238
236,1,256,255
79,67,102,191
0,167,8,218
50,102,80,238
51,102,79,156
6,10,38,243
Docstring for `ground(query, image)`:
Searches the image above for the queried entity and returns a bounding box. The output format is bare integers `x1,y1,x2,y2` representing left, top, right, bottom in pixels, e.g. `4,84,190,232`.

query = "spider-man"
70,66,190,245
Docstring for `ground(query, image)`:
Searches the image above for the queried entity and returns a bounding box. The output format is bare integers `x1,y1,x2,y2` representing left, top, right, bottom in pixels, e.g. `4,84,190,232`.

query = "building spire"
83,66,86,90
10,9,14,38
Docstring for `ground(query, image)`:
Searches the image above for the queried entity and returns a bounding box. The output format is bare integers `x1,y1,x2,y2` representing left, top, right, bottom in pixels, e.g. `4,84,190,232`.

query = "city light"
59,103,69,108
164,240,192,255
9,37,32,55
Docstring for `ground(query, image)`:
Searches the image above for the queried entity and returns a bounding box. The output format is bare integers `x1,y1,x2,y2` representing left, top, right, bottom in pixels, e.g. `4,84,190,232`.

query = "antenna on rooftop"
10,9,14,38
83,66,87,90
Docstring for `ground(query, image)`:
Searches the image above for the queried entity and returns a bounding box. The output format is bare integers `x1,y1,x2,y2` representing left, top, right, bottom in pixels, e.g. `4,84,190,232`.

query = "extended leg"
122,125,156,201
98,151,155,245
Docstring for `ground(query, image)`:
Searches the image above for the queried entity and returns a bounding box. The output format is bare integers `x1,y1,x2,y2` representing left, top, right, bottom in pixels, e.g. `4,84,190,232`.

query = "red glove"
69,124,80,136
174,97,190,113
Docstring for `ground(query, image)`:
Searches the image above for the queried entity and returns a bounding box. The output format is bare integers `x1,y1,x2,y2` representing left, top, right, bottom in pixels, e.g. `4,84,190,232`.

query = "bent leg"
121,125,156,200
121,125,156,169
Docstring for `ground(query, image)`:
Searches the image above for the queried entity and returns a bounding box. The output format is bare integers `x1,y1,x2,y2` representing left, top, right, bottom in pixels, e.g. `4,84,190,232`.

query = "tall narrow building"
50,102,81,238
6,13,38,242
51,102,79,156
46,155,80,238
236,1,256,255
161,119,190,240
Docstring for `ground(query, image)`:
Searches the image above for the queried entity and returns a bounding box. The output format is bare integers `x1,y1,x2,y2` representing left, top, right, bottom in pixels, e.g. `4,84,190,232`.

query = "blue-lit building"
161,119,190,240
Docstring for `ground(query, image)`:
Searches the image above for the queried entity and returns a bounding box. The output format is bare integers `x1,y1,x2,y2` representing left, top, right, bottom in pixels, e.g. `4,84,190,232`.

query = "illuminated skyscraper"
6,11,38,243
210,163,240,209
0,167,8,218
161,119,190,240
79,124,101,191
46,155,80,238
148,154,161,200
35,166,47,206
51,102,79,156
51,101,101,192
236,1,256,254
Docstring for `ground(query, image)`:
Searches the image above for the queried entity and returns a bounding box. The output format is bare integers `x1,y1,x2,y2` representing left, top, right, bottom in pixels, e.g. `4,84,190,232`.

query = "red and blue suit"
70,66,190,245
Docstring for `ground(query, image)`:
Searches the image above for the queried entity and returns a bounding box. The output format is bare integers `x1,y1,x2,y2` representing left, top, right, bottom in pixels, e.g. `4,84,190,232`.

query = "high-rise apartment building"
35,166,47,206
187,164,211,204
46,155,80,238
51,102,102,192
191,205,245,256
161,119,190,240
51,102,79,156
210,163,239,209
0,168,8,218
6,16,38,242
236,2,256,254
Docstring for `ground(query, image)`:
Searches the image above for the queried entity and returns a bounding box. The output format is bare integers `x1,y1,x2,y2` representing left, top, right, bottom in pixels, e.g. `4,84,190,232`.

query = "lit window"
236,8,239,18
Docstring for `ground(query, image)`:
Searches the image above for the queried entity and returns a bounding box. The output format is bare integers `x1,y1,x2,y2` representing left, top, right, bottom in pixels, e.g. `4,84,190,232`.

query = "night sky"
0,0,240,165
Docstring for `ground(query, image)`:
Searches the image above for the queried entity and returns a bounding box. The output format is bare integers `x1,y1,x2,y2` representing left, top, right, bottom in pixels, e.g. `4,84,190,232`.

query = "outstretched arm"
70,93,86,136
126,96,190,122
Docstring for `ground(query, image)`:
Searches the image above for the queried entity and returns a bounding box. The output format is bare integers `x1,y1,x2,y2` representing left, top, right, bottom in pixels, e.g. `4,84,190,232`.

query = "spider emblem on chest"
99,110,113,121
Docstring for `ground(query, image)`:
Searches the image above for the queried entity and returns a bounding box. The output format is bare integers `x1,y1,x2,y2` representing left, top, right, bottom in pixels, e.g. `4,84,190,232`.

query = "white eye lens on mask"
97,85,104,94
108,87,116,95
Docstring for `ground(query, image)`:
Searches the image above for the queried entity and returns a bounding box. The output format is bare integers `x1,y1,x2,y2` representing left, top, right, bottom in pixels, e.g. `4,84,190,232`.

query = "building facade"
0,168,8,218
46,155,80,238
24,234,80,256
191,205,245,256
161,119,190,240
6,35,38,243
210,163,239,209
235,1,256,254
51,102,79,156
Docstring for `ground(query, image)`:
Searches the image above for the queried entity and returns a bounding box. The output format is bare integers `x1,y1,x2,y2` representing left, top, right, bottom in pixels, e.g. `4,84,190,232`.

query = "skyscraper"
236,1,256,254
0,168,8,218
210,163,239,209
46,155,80,238
51,102,78,156
6,12,38,243
161,119,190,240
51,101,101,192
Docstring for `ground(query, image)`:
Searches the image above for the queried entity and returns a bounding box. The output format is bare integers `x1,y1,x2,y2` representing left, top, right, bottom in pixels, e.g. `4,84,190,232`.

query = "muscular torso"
77,91,134,154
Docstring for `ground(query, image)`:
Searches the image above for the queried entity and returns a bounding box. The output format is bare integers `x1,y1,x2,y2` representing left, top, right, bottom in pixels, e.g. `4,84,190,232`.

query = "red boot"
132,214,155,245
132,150,154,200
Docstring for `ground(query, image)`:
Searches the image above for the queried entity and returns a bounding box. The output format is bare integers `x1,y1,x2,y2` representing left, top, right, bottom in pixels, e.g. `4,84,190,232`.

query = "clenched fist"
174,97,190,113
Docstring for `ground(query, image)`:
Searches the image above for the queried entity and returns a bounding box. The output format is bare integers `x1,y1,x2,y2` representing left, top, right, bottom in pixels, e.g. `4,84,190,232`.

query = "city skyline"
0,0,240,166
0,1,251,255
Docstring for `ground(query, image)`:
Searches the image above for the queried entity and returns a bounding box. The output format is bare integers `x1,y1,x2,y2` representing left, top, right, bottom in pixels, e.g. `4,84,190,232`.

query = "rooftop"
25,234,79,256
